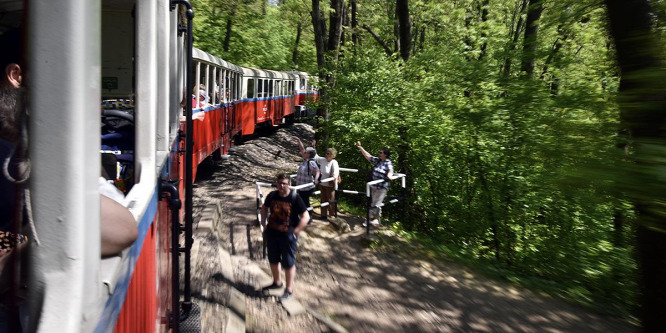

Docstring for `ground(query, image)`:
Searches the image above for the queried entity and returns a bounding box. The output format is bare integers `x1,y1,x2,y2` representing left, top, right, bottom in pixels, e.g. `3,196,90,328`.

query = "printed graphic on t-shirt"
268,199,292,232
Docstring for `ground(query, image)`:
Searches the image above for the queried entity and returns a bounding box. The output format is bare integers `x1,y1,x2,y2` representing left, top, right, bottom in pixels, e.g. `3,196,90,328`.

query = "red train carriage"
188,48,243,179
239,67,298,136
289,71,319,117
4,0,318,331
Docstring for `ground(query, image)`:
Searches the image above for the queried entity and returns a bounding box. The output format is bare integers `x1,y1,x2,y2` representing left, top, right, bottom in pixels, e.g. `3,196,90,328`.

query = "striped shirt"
369,156,393,189
296,158,319,191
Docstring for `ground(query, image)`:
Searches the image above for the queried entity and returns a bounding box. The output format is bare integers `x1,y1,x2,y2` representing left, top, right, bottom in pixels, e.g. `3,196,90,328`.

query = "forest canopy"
192,0,666,328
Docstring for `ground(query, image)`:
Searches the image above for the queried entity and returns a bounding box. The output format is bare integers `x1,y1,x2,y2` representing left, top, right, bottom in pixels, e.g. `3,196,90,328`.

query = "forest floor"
188,122,637,332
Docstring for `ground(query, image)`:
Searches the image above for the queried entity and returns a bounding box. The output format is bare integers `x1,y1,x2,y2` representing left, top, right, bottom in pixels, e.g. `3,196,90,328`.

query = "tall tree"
223,0,240,53
327,0,345,61
396,0,412,61
311,0,326,73
520,0,544,78
502,0,528,78
292,22,302,66
604,0,666,330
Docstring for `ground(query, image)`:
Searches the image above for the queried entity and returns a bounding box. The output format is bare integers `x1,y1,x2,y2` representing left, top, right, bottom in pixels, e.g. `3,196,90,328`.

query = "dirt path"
190,123,636,332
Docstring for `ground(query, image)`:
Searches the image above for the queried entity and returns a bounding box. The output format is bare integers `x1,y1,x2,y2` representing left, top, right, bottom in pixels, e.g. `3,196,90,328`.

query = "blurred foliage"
188,0,666,323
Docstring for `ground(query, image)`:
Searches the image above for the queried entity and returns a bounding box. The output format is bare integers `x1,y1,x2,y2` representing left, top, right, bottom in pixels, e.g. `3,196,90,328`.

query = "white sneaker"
362,219,380,227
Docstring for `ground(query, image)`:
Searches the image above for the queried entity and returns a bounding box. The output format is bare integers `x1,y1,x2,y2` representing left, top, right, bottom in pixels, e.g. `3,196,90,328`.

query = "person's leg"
329,187,336,217
319,185,333,219
319,185,329,218
263,233,283,290
300,190,313,223
280,232,298,300
284,264,296,293
370,188,387,221
270,263,281,285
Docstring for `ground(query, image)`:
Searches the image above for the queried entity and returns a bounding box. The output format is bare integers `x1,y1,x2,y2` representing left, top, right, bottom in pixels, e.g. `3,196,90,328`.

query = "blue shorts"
265,229,298,268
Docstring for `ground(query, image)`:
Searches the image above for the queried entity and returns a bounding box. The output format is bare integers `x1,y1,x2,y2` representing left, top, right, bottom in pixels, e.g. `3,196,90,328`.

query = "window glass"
257,79,263,98
247,78,255,99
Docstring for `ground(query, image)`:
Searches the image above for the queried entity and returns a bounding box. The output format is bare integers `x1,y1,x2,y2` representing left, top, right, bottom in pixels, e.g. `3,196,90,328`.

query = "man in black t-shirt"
260,173,309,302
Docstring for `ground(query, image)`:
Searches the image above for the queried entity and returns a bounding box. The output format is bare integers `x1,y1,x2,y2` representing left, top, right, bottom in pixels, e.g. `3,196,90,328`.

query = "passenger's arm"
294,210,309,237
356,141,372,162
313,169,321,185
100,195,138,258
260,204,268,229
291,136,305,155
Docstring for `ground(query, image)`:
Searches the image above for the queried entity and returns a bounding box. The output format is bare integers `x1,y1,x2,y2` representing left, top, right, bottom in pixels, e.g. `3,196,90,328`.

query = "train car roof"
242,67,296,81
286,71,314,79
192,47,243,73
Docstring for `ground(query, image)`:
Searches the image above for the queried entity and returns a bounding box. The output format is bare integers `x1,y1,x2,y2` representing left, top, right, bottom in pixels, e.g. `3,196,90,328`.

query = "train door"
273,79,280,123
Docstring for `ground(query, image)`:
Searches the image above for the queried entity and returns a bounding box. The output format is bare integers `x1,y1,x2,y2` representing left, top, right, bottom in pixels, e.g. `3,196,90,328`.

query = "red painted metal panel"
156,200,173,332
114,221,158,333
239,100,257,136
256,99,268,124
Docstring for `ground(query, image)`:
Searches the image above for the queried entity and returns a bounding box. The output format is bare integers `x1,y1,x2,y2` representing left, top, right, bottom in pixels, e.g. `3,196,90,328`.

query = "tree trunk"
311,0,326,74
351,0,358,49
478,0,490,60
502,0,528,78
539,24,570,95
327,0,344,61
363,24,393,56
223,0,239,53
520,0,544,78
396,0,411,61
605,0,666,330
292,23,302,67
311,0,328,120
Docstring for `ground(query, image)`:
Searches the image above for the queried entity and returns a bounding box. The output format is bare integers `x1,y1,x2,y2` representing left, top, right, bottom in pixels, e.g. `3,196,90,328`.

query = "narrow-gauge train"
0,0,317,332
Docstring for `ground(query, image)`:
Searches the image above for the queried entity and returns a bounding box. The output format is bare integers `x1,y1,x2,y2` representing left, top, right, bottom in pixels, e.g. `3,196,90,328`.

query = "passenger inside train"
0,27,138,261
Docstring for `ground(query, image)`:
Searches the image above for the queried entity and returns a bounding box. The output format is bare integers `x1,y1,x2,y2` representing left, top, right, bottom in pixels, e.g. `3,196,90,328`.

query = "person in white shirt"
292,137,339,219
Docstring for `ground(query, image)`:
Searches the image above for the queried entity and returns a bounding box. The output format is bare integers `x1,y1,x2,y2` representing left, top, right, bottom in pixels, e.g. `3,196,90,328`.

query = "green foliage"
191,0,645,322
191,0,317,72
319,0,638,321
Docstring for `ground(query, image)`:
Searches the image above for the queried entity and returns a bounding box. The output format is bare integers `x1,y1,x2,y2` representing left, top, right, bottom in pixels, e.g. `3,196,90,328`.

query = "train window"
300,78,306,90
232,73,236,101
226,73,231,101
264,80,269,98
102,10,134,99
230,73,235,100
199,63,207,101
247,78,255,99
268,79,274,97
257,79,263,98
208,65,214,105
101,3,136,193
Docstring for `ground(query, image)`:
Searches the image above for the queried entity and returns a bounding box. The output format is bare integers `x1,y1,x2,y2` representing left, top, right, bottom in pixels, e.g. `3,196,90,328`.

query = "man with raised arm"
356,141,394,226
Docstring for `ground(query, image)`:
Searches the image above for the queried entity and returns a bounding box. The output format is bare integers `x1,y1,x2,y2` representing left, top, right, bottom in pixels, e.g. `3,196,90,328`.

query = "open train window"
257,78,263,98
247,78,255,99
263,79,269,99
101,1,136,194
